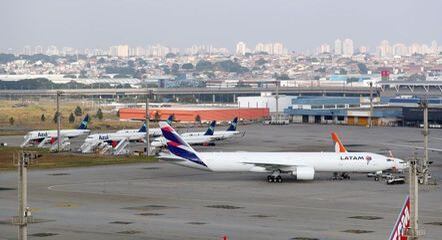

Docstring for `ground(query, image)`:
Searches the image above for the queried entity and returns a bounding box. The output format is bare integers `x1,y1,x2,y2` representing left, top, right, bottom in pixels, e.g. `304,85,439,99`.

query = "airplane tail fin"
204,121,216,136
138,122,147,133
77,114,90,130
166,114,174,124
159,122,207,167
226,117,238,131
331,132,347,153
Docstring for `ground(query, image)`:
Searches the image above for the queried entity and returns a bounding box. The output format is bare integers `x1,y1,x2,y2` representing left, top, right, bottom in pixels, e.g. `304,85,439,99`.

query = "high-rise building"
273,42,284,55
34,45,43,54
358,46,368,54
46,45,59,56
319,43,331,53
334,39,342,55
255,43,265,53
23,45,32,55
431,40,438,54
342,39,354,57
116,45,129,57
392,43,408,56
378,40,392,58
236,42,247,55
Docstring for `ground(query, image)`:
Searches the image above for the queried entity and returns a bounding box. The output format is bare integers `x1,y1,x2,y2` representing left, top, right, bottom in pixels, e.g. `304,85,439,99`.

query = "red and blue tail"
159,122,207,167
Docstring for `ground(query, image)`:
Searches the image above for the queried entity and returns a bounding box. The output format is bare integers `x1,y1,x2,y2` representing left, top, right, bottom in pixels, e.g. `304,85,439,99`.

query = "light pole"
56,91,62,152
145,89,150,156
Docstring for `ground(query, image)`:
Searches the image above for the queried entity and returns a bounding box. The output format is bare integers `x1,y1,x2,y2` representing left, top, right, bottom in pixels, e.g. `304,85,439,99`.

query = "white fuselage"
116,128,162,137
181,130,240,140
84,132,146,143
169,152,406,173
24,129,90,141
152,135,216,148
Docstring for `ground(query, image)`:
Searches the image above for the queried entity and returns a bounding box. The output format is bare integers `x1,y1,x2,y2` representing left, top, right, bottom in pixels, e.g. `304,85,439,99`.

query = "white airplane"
116,115,174,137
181,117,243,140
151,121,217,148
157,122,408,183
80,122,147,153
22,114,90,148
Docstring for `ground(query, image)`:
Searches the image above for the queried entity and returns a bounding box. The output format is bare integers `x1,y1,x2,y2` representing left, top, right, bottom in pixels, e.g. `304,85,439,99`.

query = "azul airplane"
21,114,90,148
181,117,243,140
158,122,408,183
80,122,147,153
151,121,218,148
116,115,174,137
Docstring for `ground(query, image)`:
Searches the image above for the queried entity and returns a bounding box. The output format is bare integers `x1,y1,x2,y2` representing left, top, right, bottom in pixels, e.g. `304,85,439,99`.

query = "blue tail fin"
78,114,90,130
159,122,207,167
204,121,216,136
166,115,174,124
226,117,238,131
138,122,147,132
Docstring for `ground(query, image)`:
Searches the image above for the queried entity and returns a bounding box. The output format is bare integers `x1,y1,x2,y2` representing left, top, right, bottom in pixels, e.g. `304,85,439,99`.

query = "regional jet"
158,122,408,183
21,114,90,148
151,120,218,148
116,114,174,137
181,117,243,140
80,122,147,154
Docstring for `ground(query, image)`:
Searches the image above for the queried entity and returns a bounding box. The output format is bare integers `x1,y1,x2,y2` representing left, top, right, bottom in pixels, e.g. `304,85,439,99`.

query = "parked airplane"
158,122,408,183
116,115,174,137
21,114,90,148
151,121,217,148
181,117,242,140
80,122,147,154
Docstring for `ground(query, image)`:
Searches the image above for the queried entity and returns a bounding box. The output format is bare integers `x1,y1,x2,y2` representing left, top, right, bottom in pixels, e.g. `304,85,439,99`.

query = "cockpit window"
387,158,393,162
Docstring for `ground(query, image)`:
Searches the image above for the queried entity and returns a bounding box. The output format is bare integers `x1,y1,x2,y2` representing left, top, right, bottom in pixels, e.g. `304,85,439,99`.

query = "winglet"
204,121,216,136
77,114,90,130
159,122,207,167
226,117,238,131
331,132,347,153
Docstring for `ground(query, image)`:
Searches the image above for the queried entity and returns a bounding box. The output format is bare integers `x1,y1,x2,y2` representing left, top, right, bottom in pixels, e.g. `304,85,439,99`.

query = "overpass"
0,86,377,102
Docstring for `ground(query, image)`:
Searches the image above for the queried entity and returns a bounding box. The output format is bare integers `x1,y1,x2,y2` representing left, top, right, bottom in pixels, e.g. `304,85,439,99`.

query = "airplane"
157,122,408,183
80,122,147,154
116,114,174,137
151,120,218,148
21,114,90,148
181,117,243,140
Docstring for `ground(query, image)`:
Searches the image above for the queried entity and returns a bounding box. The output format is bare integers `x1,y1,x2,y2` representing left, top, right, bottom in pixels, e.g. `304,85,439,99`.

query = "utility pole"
13,151,38,240
421,98,429,185
275,81,279,123
369,82,373,128
56,91,62,152
408,154,424,239
145,90,150,156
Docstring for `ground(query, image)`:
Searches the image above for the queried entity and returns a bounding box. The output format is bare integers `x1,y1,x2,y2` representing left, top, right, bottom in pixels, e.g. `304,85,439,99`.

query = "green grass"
0,147,157,171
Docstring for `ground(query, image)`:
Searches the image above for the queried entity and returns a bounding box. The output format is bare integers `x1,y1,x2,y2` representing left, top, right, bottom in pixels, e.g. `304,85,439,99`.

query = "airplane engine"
294,166,315,180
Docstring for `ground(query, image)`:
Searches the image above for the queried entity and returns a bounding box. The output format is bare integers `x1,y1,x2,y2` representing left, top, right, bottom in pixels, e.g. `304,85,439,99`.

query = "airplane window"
387,159,393,162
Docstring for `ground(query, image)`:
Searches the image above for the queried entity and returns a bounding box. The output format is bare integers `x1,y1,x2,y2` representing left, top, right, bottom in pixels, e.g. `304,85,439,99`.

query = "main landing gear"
267,171,283,183
332,172,351,180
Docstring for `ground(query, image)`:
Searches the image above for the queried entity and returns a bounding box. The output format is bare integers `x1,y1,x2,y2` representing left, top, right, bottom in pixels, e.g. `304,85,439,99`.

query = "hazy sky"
2,0,442,52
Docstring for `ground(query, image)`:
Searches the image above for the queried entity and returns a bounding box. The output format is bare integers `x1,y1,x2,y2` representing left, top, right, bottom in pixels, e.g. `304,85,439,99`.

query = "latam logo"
340,155,371,161
389,196,410,240
38,132,48,137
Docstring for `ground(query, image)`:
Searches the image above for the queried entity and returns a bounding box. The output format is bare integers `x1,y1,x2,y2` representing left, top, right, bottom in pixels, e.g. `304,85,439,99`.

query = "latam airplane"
158,122,408,183
116,115,174,137
151,121,217,148
21,114,90,148
80,122,147,153
181,117,242,140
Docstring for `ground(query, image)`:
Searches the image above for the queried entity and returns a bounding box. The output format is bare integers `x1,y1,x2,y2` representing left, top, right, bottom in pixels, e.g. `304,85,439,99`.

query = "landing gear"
267,175,283,183
332,172,351,180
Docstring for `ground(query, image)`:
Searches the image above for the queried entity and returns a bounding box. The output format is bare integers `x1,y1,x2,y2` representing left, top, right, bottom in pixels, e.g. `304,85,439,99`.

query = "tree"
69,113,75,123
181,63,194,70
74,106,83,116
40,114,46,122
53,112,61,123
9,117,14,125
154,111,160,121
96,108,103,120
195,115,201,124
171,63,180,74
116,110,120,118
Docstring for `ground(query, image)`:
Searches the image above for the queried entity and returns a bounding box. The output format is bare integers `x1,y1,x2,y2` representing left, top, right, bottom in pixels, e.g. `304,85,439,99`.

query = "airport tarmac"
0,123,441,240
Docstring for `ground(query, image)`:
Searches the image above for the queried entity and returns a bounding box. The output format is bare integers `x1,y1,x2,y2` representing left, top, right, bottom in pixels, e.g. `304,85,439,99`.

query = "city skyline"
1,0,442,52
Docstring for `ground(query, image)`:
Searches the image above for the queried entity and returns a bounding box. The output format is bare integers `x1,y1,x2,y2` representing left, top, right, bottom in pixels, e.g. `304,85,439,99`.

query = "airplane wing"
241,161,301,172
